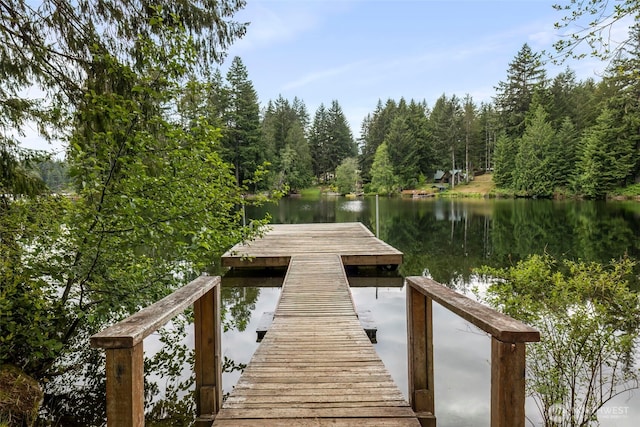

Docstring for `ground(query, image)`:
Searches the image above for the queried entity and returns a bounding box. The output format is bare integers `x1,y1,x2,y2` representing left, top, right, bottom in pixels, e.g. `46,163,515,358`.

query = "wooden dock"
90,221,539,427
221,222,403,268
214,224,418,426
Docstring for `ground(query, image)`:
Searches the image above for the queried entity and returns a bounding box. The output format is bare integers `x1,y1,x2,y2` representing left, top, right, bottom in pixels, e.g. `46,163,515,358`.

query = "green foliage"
299,186,322,199
513,105,555,196
494,44,547,138
550,117,579,189
492,133,516,188
0,195,69,374
477,255,640,425
1,7,264,405
276,121,313,193
369,143,397,195
386,99,434,187
0,1,247,155
610,183,640,197
575,108,635,198
359,99,398,181
34,159,70,192
551,0,639,61
0,145,48,197
261,96,310,189
335,157,359,194
221,57,264,187
308,101,356,180
430,94,463,173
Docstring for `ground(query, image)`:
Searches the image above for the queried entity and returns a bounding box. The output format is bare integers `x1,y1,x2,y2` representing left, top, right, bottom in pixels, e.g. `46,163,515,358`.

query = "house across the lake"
434,169,464,185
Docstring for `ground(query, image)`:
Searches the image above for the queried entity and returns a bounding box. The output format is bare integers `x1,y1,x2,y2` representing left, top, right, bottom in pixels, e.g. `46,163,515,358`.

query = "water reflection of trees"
222,286,260,332
143,286,258,425
378,199,640,289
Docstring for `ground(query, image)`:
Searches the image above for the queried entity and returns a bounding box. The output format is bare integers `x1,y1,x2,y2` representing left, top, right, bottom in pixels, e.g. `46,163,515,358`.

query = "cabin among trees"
434,169,464,186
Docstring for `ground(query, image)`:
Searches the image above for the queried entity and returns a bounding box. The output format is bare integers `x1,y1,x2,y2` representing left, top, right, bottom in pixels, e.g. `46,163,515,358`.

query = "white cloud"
229,0,355,54
281,60,370,91
230,6,316,52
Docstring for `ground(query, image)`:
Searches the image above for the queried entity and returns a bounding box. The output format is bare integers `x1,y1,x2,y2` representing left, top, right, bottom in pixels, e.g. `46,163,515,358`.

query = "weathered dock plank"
221,222,403,268
212,253,419,426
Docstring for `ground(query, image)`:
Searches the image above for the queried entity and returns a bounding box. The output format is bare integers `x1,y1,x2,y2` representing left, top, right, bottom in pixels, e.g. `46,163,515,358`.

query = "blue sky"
221,0,628,137
22,0,630,154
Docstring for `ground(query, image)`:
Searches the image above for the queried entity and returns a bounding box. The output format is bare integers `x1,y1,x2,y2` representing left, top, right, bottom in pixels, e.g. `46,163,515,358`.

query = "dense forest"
247,35,638,198
175,26,640,199
35,37,640,199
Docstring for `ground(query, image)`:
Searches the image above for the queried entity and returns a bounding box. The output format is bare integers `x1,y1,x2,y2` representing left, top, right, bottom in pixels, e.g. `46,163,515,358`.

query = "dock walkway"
221,222,403,268
214,223,418,426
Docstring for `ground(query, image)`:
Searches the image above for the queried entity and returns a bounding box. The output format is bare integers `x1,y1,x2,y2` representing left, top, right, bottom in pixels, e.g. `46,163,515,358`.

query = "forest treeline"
42,40,640,199
201,33,640,199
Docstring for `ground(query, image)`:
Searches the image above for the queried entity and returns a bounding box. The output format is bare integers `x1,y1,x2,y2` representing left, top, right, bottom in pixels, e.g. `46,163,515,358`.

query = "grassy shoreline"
295,174,640,201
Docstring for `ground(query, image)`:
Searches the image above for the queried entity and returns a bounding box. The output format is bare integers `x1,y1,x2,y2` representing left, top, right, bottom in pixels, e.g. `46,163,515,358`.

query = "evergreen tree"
513,105,555,196
309,100,356,180
407,100,435,182
548,68,579,130
326,100,357,169
178,70,228,130
602,19,640,182
461,95,481,182
223,57,262,186
385,113,416,186
36,159,70,192
308,104,331,180
430,94,463,180
572,78,602,133
479,103,499,171
494,44,547,138
551,117,579,189
576,108,635,198
261,96,311,187
359,99,398,181
276,121,313,192
493,133,517,188
0,0,246,157
292,96,310,129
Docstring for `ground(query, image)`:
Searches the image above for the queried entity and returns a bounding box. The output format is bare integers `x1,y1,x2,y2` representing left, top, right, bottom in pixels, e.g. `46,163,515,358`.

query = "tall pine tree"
576,108,635,198
223,57,262,186
358,99,398,182
494,44,547,138
309,100,355,180
513,105,555,196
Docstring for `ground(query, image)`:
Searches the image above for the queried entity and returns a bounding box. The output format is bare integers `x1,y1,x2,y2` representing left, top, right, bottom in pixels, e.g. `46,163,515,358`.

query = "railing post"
105,344,144,427
194,283,222,426
407,284,436,427
491,338,526,427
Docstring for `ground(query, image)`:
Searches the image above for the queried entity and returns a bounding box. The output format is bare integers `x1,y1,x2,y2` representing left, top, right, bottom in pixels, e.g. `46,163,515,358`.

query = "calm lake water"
219,196,640,427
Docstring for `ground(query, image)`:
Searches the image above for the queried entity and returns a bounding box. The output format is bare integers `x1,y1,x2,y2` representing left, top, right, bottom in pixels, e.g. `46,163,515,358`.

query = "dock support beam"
105,345,145,427
407,286,436,427
491,339,526,427
194,285,222,426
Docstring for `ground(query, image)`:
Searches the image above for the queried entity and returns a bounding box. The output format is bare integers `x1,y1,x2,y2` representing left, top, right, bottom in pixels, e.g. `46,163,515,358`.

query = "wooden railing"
406,276,540,427
90,275,222,427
